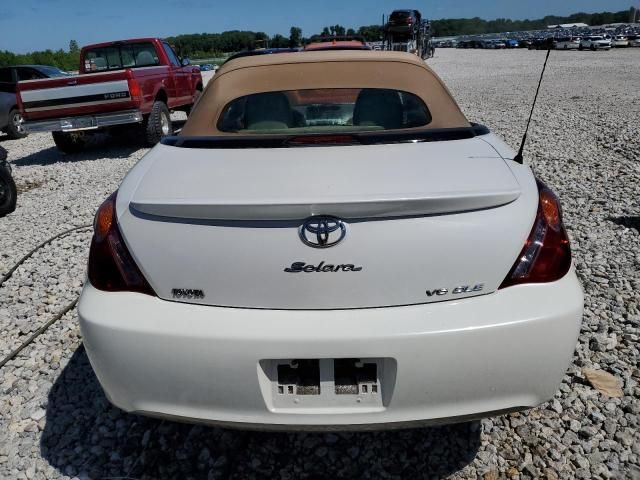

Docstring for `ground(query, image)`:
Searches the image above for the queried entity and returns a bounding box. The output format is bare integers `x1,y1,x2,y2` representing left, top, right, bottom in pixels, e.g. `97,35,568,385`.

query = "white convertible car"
79,51,583,430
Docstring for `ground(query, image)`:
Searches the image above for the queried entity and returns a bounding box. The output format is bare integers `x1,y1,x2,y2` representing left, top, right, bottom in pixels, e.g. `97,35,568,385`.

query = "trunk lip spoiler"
162,124,491,149
129,189,522,222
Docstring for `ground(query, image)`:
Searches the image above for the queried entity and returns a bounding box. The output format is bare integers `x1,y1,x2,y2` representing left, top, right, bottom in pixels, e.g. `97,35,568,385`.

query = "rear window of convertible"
217,88,432,134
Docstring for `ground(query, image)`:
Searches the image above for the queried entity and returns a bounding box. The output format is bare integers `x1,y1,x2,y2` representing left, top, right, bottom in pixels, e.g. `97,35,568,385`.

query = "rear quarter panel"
128,66,171,113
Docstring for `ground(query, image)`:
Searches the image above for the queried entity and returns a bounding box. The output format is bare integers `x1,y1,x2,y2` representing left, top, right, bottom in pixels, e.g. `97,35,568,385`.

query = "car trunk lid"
117,138,537,309
129,140,520,220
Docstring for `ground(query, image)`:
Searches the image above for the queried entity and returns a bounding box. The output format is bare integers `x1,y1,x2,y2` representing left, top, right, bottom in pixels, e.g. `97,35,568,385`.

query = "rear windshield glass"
218,88,432,134
34,66,69,77
0,68,12,83
84,43,159,72
0,68,13,93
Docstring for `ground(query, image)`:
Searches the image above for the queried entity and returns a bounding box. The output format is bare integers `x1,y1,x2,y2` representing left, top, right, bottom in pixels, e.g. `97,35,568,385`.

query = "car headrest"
93,57,107,69
245,92,293,130
353,89,404,130
136,51,156,67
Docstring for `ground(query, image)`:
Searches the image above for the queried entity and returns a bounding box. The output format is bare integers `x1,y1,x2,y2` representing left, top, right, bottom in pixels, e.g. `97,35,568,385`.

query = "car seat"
93,58,107,70
136,50,156,67
353,89,404,130
245,92,293,130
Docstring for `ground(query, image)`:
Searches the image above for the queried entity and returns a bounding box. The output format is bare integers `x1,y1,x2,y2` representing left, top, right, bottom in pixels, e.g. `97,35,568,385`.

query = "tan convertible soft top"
181,50,470,136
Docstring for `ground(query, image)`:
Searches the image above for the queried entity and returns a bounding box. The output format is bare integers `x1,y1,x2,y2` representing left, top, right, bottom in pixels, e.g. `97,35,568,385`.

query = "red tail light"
499,180,571,288
88,192,155,295
16,89,24,114
127,78,142,103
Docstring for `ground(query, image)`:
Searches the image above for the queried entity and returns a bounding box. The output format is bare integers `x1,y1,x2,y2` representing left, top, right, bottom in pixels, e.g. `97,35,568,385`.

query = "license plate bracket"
262,358,391,411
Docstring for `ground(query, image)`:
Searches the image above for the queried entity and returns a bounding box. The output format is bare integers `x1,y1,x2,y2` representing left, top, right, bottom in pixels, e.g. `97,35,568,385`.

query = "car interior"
219,88,432,133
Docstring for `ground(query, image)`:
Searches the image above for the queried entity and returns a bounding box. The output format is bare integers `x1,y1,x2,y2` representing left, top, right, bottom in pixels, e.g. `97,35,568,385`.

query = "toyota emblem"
299,216,346,248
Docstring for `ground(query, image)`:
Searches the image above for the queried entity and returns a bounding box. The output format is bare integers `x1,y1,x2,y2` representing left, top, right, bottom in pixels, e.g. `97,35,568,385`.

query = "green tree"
289,27,302,47
255,31,269,48
67,40,80,70
331,25,346,36
358,25,383,41
270,34,289,48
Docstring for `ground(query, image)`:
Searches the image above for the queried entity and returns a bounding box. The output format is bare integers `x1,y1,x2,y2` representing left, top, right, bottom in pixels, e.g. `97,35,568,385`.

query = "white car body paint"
116,138,535,310
79,267,583,429
580,37,612,50
554,39,580,50
80,130,584,429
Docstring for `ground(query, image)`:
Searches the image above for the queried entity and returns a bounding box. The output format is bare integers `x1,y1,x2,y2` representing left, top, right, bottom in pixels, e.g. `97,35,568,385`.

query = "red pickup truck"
17,38,202,153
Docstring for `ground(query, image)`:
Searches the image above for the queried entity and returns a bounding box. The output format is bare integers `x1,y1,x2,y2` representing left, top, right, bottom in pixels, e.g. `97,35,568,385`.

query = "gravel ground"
0,49,638,479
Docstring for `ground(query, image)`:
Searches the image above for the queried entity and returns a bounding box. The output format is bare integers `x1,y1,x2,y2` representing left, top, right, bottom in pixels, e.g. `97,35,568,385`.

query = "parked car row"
453,34,635,51
531,36,613,51
198,63,219,72
437,23,640,51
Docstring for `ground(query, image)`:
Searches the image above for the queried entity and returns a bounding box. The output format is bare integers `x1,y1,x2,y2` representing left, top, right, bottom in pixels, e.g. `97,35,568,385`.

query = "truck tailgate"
18,71,135,121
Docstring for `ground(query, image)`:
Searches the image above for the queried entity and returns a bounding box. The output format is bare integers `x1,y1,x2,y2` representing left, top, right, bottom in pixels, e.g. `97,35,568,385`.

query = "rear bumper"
78,269,583,430
23,109,143,133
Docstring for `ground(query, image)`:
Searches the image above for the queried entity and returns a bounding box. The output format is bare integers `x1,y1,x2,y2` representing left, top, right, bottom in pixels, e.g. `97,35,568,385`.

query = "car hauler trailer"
383,9,434,59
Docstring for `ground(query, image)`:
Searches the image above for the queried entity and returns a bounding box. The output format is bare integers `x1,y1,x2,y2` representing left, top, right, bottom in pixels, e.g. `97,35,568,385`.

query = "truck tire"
52,131,86,154
0,165,17,217
6,108,28,139
144,101,172,146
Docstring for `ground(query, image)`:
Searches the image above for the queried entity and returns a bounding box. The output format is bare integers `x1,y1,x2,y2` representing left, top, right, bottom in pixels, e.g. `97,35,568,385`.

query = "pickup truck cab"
17,38,203,153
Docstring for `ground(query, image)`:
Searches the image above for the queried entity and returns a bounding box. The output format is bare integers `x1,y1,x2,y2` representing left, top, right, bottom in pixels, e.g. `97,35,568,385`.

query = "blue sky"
0,0,636,53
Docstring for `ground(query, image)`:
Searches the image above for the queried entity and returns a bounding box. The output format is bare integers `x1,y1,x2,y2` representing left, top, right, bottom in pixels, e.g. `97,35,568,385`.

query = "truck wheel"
144,101,172,146
6,109,27,139
0,165,17,217
52,131,86,154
